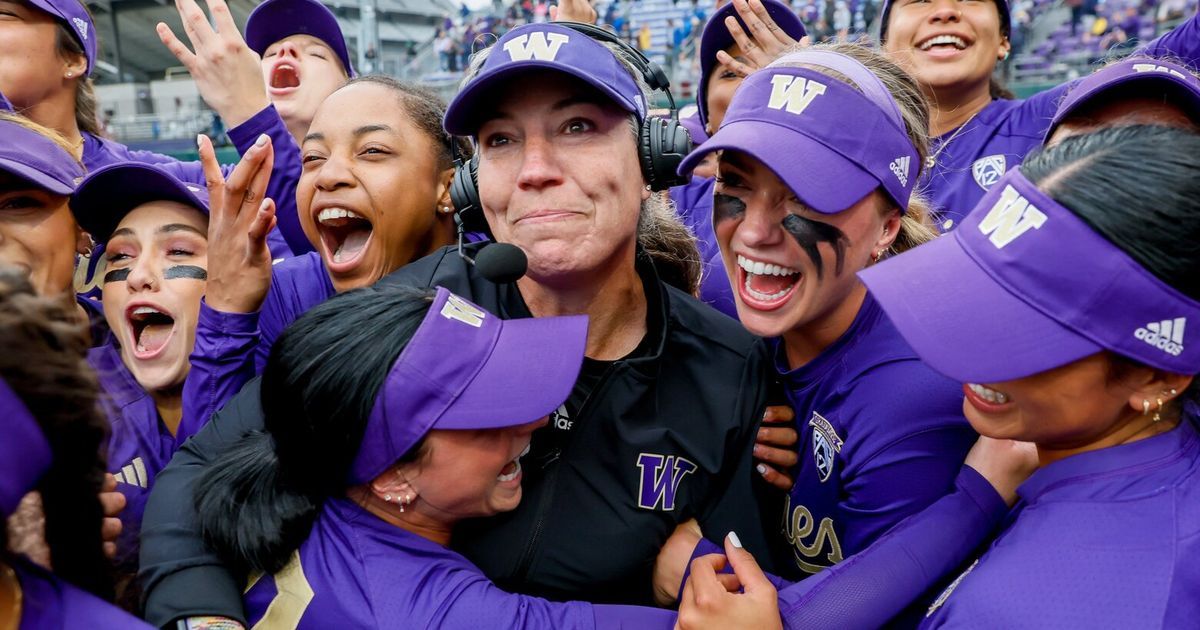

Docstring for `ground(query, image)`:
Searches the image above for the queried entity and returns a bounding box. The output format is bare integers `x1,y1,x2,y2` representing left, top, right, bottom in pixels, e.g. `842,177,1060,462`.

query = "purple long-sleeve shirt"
13,557,152,629
775,292,976,580
668,176,738,318
924,11,1200,226
87,343,175,573
921,418,1200,628
243,497,675,629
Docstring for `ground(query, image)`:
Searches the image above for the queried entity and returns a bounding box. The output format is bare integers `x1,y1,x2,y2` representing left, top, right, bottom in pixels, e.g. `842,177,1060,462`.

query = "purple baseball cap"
678,104,709,144
27,0,96,76
444,22,647,135
0,378,52,519
679,51,920,213
696,0,806,130
0,118,84,196
861,167,1200,383
879,0,1011,42
1046,58,1200,141
348,287,587,484
70,163,210,243
245,0,356,78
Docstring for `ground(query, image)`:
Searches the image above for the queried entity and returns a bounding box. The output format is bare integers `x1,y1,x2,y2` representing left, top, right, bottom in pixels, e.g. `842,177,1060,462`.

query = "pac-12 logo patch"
809,412,843,483
972,154,1006,190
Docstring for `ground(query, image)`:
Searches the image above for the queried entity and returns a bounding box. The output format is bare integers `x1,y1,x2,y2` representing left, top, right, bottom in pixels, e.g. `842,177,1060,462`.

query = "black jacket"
139,244,775,626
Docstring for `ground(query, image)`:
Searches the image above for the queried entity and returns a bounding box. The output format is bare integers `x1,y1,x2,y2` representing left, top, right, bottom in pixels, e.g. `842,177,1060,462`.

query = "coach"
139,22,777,627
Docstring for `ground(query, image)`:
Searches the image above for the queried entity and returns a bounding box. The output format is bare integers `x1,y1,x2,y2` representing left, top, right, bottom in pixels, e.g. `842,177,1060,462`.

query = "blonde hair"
770,42,939,255
0,111,83,168
460,37,703,294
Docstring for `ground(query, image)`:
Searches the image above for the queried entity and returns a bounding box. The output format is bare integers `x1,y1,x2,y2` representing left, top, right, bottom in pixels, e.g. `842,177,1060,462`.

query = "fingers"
102,472,117,493
688,553,731,604
724,532,775,595
175,0,215,51
225,134,273,212
549,5,558,20
247,198,276,244
715,573,743,593
754,443,798,468
206,0,241,42
242,136,275,214
715,50,755,78
734,0,777,46
755,462,793,490
762,404,795,424
757,424,798,447
156,22,198,68
99,488,126,519
101,516,122,544
798,35,812,48
724,15,757,57
103,541,118,559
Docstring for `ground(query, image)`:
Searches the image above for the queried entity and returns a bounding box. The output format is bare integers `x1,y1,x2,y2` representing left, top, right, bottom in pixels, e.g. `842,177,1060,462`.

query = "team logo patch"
766,75,827,115
440,294,486,327
809,412,843,483
502,32,570,62
889,156,910,187
1135,317,1186,356
636,453,697,511
977,184,1047,248
72,17,88,40
972,154,1006,190
113,457,148,488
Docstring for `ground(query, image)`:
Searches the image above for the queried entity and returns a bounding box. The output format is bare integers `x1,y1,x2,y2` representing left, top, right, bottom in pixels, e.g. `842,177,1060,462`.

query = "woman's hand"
157,0,270,128
714,0,811,78
964,436,1039,506
550,0,598,23
754,405,798,491
99,473,126,559
199,133,277,314
675,533,782,630
654,518,704,606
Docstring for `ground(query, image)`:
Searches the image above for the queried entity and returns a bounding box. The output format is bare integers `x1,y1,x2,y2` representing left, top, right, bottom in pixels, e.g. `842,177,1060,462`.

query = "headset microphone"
454,213,528,284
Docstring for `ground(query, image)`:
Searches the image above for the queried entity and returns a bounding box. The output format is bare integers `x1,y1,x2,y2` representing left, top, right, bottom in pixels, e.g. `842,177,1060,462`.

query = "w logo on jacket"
636,453,697,511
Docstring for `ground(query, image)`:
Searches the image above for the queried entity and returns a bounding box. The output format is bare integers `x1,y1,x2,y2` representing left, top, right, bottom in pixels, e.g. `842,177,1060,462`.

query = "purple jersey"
88,343,174,572
922,418,1200,628
668,176,737,318
13,557,152,629
243,497,674,629
776,292,976,580
923,12,1200,227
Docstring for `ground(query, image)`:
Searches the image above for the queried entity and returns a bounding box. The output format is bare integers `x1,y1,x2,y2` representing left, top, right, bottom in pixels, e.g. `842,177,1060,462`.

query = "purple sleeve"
228,104,310,256
177,300,261,444
775,466,1007,629
1139,9,1200,59
431,575,671,630
592,605,676,629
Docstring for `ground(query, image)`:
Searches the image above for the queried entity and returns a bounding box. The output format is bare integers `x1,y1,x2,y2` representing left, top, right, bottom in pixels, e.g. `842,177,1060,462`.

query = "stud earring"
1143,399,1151,416
871,251,882,263
383,494,393,502
1154,397,1164,423
439,205,454,214
65,72,74,79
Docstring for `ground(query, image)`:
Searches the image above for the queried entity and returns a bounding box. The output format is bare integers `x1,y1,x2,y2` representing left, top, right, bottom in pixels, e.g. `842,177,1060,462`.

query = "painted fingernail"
255,133,269,147
196,134,204,148
728,531,743,549
755,463,768,476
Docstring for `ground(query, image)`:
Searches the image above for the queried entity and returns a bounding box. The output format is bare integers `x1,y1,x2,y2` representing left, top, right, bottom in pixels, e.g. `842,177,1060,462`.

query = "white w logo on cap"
503,32,571,62
978,185,1047,248
441,294,486,328
766,75,827,115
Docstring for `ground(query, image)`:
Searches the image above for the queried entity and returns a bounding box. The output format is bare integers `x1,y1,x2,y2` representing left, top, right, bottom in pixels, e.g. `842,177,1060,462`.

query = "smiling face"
399,418,547,519
0,172,80,298
0,0,77,111
262,34,348,133
101,202,208,393
883,0,1009,99
475,72,648,284
704,43,745,135
713,152,899,351
298,81,454,293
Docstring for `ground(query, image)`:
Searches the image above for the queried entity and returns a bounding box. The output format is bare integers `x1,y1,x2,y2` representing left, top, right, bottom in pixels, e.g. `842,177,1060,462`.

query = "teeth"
968,383,1010,405
920,34,967,50
497,459,522,482
737,255,798,277
520,443,531,458
317,208,365,224
132,306,161,316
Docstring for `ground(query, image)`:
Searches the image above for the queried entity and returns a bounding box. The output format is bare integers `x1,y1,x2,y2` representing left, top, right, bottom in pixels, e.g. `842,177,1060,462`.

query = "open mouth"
316,207,374,272
497,443,531,483
127,305,176,359
736,254,802,311
917,34,969,52
270,62,301,92
966,383,1010,404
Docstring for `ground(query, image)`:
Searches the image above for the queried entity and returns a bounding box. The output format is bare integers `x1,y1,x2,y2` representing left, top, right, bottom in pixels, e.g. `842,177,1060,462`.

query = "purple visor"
444,23,647,136
245,0,356,78
696,0,807,130
0,119,84,196
679,57,919,213
70,163,210,243
27,0,96,76
348,287,587,484
0,378,52,519
1046,58,1200,141
861,168,1200,383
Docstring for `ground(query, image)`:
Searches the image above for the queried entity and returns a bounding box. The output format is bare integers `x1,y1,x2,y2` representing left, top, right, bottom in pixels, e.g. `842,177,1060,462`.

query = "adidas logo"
889,156,910,187
72,17,88,40
1135,317,1186,356
113,457,148,489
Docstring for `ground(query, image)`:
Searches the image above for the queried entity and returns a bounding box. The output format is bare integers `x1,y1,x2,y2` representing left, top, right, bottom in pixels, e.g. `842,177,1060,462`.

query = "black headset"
449,21,694,231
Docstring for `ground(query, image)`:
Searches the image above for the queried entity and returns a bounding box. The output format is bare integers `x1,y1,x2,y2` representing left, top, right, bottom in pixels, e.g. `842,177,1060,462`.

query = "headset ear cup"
450,155,489,234
641,117,693,192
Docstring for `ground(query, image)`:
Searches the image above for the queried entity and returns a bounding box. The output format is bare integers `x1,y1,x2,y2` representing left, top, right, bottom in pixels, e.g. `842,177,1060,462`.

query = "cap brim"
444,63,640,135
860,231,1101,383
679,119,878,214
71,165,209,242
0,156,75,195
1048,72,1200,140
435,314,588,430
245,3,355,77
